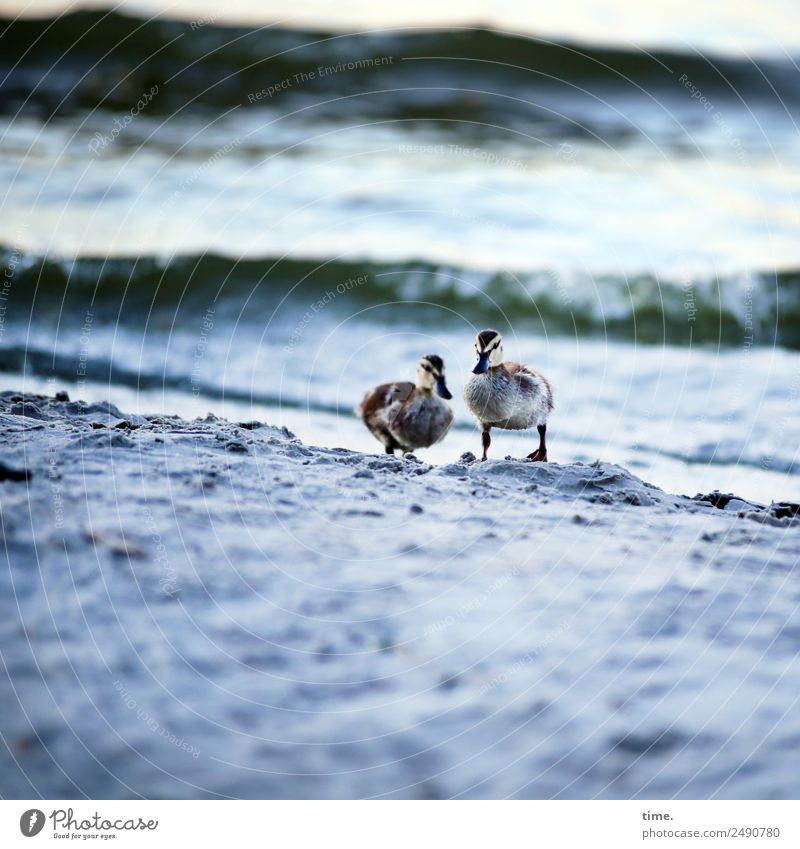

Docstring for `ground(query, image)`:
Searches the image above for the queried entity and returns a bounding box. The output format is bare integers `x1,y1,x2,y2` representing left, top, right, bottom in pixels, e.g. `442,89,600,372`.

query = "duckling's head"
472,329,503,374
417,355,452,399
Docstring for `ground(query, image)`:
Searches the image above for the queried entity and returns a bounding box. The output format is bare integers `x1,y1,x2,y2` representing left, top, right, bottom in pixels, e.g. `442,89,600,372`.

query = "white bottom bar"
2,800,797,848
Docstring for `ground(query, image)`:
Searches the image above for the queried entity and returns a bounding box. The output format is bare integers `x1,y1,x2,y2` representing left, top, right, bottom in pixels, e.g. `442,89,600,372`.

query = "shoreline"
2,390,799,799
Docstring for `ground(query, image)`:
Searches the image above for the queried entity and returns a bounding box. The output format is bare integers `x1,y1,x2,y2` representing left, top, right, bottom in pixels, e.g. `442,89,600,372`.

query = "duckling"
358,355,454,454
463,329,553,462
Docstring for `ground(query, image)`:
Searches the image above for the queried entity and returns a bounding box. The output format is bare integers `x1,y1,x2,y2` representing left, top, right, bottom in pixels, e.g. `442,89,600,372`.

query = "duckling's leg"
481,428,491,462
526,424,548,462
384,437,401,455
381,431,399,454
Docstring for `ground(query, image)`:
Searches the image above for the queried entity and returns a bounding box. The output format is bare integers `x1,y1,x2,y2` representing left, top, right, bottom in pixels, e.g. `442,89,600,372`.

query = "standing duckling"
463,329,553,462
358,355,454,454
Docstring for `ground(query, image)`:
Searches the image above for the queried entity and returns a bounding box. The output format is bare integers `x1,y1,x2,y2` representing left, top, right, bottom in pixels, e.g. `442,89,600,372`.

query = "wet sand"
1,390,799,799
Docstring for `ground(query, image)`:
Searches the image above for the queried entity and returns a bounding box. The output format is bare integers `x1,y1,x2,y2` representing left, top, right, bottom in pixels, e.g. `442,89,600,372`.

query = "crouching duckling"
463,329,553,461
358,355,454,454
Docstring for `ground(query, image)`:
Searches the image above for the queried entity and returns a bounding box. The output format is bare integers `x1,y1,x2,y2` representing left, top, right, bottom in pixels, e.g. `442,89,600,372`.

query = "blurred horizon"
2,0,800,56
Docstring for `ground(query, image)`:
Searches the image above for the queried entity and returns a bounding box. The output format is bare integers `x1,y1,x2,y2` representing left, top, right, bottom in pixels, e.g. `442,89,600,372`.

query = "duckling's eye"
423,364,433,372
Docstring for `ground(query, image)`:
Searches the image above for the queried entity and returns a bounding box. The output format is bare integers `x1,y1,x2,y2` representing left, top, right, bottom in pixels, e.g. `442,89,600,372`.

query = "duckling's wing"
507,362,554,410
386,381,414,405
357,382,393,421
357,381,414,422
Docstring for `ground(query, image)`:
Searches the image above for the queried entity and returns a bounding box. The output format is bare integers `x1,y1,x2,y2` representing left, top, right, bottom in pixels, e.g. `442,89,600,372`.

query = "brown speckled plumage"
358,358,454,454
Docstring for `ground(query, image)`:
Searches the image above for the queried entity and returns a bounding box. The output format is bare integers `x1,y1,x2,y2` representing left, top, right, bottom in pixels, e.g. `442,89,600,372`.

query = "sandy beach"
2,389,798,799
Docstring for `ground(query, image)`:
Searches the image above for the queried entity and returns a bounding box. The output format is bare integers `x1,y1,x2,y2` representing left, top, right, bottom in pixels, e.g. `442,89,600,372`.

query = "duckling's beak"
435,374,453,400
472,351,490,374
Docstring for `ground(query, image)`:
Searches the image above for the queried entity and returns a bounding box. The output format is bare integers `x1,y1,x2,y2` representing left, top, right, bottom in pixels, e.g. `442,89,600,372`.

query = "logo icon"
19,809,45,837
